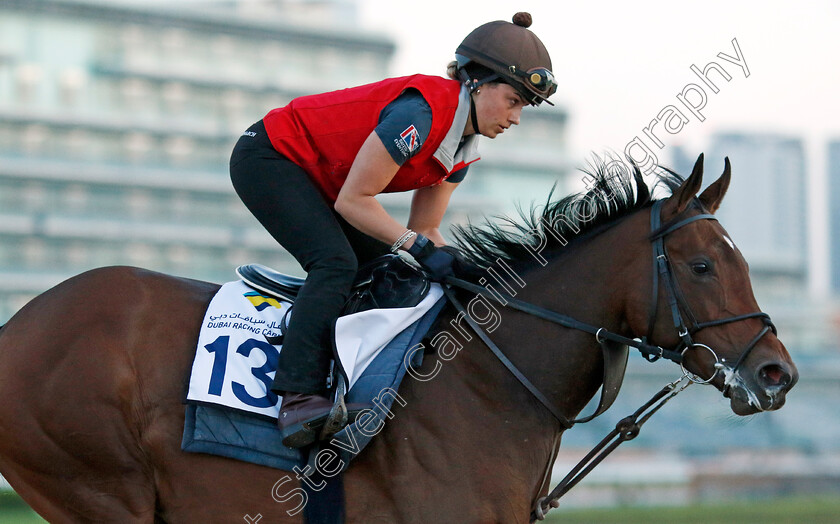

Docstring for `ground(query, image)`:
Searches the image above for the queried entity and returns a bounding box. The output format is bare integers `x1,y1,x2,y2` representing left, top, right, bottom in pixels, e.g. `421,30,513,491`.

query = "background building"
671,135,836,356
829,140,840,295
0,0,572,322
707,133,808,299
673,134,808,301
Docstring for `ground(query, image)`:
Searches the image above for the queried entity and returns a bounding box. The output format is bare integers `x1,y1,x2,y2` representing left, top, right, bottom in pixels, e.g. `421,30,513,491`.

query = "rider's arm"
334,132,420,249
335,90,444,251
407,181,460,246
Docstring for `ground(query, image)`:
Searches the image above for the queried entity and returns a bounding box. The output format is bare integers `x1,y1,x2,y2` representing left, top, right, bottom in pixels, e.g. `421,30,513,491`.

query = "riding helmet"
455,12,556,106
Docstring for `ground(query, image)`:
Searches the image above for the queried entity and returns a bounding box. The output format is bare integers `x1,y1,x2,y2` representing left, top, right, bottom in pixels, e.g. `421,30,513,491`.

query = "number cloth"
186,280,444,418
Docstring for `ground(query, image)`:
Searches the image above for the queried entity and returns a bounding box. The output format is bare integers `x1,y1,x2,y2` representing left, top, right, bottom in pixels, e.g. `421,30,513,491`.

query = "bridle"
439,198,776,520
643,199,776,382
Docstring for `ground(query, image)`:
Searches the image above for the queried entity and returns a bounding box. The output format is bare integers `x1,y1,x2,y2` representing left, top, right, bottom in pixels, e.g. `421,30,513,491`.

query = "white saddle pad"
186,280,443,418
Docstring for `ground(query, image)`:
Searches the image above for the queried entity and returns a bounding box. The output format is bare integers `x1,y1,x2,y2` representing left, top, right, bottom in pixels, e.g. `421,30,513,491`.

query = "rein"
439,199,776,522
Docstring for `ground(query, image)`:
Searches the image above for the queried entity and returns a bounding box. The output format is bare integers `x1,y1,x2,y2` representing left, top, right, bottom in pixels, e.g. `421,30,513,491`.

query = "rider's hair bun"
512,12,532,28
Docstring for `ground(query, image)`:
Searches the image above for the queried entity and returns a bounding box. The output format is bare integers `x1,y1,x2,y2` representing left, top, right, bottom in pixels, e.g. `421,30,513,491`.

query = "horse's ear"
667,153,705,215
698,157,731,214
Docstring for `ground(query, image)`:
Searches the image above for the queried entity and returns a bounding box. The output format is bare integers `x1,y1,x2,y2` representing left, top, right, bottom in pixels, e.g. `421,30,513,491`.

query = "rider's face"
471,83,527,139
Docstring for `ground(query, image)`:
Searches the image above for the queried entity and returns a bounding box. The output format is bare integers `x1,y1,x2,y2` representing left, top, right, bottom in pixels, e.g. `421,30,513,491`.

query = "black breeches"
230,121,389,394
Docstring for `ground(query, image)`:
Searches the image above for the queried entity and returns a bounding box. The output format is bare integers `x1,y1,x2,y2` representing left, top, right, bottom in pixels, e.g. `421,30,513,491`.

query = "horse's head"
628,154,798,415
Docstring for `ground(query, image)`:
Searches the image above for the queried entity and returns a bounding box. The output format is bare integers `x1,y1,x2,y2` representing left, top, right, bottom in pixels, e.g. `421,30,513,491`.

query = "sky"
358,0,840,297
358,0,839,159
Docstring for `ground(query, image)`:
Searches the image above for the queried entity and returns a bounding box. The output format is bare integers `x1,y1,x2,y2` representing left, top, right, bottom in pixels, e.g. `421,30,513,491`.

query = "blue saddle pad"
181,296,446,472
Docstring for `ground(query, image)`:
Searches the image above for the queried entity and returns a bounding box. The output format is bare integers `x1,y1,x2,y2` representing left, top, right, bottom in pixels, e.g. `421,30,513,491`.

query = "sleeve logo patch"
399,125,421,153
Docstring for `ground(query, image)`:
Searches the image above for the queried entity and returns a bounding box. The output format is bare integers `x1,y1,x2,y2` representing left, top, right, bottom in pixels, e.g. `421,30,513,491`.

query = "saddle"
236,254,431,316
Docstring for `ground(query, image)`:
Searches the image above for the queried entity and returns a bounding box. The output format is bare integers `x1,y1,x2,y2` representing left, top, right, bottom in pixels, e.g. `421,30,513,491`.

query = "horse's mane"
451,155,685,273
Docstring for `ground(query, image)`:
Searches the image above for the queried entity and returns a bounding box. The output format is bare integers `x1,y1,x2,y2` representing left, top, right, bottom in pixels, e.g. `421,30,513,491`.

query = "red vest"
263,75,474,204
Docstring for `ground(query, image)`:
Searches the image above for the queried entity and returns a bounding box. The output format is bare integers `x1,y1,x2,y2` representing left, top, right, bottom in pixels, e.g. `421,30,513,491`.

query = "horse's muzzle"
722,359,798,415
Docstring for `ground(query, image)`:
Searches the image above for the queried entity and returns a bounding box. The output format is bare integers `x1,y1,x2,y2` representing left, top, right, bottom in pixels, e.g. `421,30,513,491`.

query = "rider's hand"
407,234,456,281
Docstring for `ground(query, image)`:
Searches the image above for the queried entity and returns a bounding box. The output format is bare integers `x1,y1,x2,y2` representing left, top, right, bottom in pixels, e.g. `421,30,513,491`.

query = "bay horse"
0,155,797,523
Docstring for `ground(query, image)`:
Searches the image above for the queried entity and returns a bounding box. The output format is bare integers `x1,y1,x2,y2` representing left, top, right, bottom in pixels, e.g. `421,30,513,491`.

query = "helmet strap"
457,64,502,136
469,92,480,136
458,65,500,93
469,73,500,91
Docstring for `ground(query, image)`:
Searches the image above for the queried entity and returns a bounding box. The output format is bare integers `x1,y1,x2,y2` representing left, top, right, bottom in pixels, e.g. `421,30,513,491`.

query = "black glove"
407,234,456,281
439,245,478,278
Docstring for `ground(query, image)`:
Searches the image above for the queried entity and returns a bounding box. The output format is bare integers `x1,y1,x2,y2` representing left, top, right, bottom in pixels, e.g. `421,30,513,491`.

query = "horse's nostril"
757,363,790,389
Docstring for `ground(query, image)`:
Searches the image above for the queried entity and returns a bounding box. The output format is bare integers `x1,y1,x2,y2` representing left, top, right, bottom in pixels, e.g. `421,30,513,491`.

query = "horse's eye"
691,262,711,275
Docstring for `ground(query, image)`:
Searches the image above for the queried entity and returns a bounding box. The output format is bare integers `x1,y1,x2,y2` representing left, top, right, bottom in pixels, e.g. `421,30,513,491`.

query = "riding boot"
278,392,369,448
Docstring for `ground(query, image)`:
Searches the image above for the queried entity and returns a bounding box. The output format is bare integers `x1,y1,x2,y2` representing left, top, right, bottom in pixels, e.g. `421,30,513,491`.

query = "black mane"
451,155,685,272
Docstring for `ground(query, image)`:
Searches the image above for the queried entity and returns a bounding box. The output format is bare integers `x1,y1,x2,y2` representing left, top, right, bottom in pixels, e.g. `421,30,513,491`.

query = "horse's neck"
410,227,630,435
472,228,635,421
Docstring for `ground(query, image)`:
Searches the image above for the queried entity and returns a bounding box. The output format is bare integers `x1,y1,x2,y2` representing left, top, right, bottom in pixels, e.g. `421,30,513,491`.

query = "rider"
229,12,556,448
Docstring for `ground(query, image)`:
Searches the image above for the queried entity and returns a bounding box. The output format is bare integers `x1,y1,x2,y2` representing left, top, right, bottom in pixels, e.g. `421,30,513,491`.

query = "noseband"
644,199,776,383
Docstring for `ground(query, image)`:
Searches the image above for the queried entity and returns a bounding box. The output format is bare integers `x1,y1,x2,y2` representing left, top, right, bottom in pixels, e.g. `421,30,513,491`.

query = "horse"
0,154,798,523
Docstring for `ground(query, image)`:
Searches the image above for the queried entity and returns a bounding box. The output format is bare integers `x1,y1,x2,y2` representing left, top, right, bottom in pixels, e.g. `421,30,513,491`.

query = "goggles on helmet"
509,66,557,99
455,52,556,105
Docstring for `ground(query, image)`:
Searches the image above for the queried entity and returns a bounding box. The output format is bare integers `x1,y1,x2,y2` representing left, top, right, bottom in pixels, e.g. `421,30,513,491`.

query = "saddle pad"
186,280,444,418
182,292,448,472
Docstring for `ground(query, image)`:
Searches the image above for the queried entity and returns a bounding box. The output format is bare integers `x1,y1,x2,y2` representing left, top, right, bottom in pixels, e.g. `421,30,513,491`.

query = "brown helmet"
455,12,556,106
